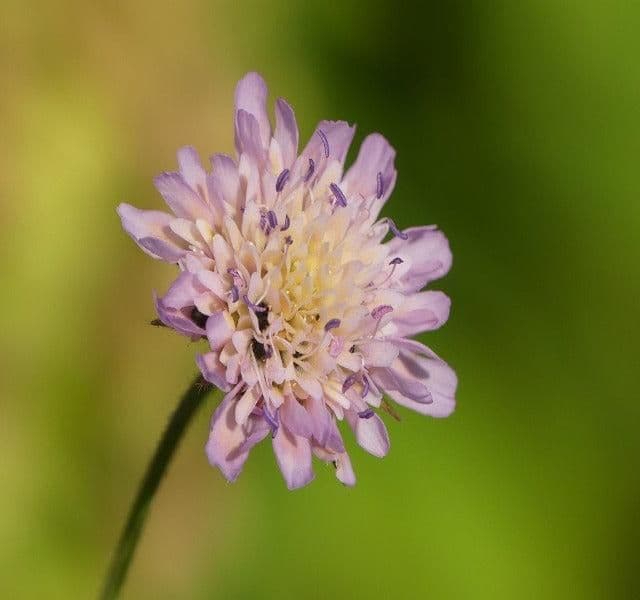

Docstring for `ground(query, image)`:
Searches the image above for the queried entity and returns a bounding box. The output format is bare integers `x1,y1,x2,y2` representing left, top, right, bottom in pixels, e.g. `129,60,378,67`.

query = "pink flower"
118,73,456,489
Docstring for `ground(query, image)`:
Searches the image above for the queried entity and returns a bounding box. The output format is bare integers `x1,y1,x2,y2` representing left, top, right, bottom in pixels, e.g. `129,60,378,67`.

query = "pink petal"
234,385,260,426
272,427,314,490
343,133,396,216
293,120,355,181
235,109,267,163
359,339,399,367
206,395,270,482
274,98,299,168
117,203,186,261
280,395,313,438
197,352,231,391
154,172,211,220
161,272,204,309
345,411,390,458
234,72,271,150
208,154,241,211
312,445,356,486
205,311,235,351
378,338,457,418
392,291,451,337
335,452,356,486
386,226,452,291
177,146,207,196
305,394,343,451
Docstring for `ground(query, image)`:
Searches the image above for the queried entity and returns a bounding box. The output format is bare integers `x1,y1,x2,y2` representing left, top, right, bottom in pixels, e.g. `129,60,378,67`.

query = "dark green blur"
1,1,638,598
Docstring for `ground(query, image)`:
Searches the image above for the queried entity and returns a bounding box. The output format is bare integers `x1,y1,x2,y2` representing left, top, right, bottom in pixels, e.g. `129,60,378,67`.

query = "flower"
118,72,456,489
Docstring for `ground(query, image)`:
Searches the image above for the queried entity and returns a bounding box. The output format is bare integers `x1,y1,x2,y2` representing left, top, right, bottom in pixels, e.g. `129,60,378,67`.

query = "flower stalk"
100,375,216,600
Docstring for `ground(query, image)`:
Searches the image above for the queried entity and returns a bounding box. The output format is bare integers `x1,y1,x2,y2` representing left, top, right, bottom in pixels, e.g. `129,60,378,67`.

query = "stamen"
342,373,358,393
230,285,239,303
275,168,290,192
389,257,403,265
244,295,267,313
227,267,243,282
371,305,393,320
376,172,384,199
267,210,278,229
358,408,375,419
317,129,329,157
329,183,347,207
324,318,341,332
387,218,408,240
304,158,315,182
280,214,290,231
284,235,293,245
259,212,268,233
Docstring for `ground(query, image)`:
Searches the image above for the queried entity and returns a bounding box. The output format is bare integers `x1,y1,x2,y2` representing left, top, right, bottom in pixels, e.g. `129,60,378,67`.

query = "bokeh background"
2,1,639,598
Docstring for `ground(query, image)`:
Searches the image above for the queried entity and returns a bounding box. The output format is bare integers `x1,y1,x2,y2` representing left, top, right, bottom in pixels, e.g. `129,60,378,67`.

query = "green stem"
100,374,216,600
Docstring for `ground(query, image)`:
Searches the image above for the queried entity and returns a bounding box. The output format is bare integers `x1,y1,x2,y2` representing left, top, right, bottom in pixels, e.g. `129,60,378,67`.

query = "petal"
391,291,451,337
177,146,207,195
280,395,313,438
197,352,232,391
369,362,431,402
206,390,270,482
206,311,235,351
386,226,452,291
345,411,390,458
235,109,267,163
117,203,186,261
312,445,356,486
154,172,211,220
334,452,356,486
161,272,204,309
343,133,396,218
359,339,399,367
272,427,314,490
235,385,260,426
293,120,355,181
208,154,241,214
234,72,271,150
378,337,457,418
274,98,299,168
155,295,203,338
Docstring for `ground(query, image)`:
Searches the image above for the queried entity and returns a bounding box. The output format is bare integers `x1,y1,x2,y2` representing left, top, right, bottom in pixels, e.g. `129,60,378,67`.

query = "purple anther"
329,183,347,207
358,408,375,419
304,158,315,182
324,318,341,332
284,235,293,245
227,267,244,286
230,285,239,302
317,129,329,157
263,344,273,359
280,214,290,231
361,376,370,398
389,257,404,266
342,373,358,393
371,304,393,320
243,295,267,313
267,210,278,229
275,168,290,192
376,171,384,199
387,218,408,240
259,212,268,232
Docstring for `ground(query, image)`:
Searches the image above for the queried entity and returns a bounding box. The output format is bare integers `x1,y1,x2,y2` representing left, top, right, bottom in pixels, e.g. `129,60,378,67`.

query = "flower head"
118,72,456,489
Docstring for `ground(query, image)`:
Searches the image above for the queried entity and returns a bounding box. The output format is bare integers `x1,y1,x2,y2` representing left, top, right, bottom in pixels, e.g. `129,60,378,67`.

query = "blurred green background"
1,1,639,598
